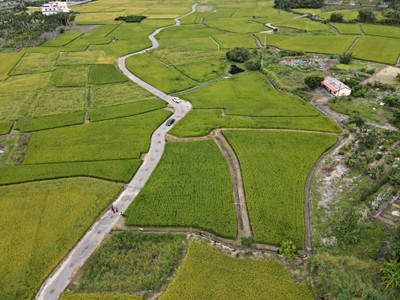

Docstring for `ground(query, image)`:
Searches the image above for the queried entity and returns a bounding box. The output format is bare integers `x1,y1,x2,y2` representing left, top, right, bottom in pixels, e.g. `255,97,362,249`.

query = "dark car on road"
166,118,175,126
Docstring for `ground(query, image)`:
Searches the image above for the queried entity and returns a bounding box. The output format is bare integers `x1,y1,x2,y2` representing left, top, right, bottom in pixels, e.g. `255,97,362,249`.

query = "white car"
172,97,181,103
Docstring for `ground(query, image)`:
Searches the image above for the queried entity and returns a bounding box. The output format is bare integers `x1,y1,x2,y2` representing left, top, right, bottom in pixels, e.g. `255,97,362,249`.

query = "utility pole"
306,21,308,33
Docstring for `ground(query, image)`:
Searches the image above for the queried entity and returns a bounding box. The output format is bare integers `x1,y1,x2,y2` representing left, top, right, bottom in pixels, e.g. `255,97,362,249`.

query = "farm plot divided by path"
223,131,337,247
169,72,340,137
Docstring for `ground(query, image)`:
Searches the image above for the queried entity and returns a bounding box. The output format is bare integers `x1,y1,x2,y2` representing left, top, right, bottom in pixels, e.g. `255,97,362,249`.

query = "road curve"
36,5,196,300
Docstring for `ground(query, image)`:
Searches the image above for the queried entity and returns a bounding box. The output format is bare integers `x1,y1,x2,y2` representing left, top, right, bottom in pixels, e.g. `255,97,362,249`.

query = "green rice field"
274,18,330,32
89,99,165,122
68,232,185,294
331,23,362,35
125,53,197,93
180,72,320,117
0,159,140,185
61,293,141,300
170,110,341,137
0,178,121,300
50,65,88,87
0,52,25,80
161,242,313,299
88,64,127,84
223,130,337,246
10,52,59,75
269,35,358,55
24,110,170,164
361,24,400,39
89,81,155,108
352,36,400,65
126,140,236,238
16,111,84,132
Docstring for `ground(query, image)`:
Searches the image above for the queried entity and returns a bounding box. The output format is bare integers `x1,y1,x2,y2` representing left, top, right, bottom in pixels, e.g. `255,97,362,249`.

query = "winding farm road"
36,5,196,300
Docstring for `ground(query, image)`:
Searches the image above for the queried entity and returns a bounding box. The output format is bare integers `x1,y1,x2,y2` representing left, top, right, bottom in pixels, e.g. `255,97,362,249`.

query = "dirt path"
213,131,253,240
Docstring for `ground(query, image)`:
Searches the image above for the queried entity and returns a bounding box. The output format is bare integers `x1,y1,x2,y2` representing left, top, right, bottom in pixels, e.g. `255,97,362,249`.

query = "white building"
321,76,352,97
42,1,70,15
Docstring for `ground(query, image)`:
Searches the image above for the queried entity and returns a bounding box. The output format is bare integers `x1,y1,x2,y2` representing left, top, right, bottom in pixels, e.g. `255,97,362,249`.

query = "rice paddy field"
361,24,400,39
161,242,313,299
273,18,331,32
126,53,197,93
125,140,236,238
223,131,337,246
1,0,400,298
0,178,122,300
24,110,170,164
331,23,362,35
170,110,341,137
351,36,400,65
67,232,186,295
179,72,320,117
0,52,25,80
268,35,358,55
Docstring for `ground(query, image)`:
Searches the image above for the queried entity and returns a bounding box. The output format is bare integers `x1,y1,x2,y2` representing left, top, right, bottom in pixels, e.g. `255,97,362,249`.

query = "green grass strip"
16,111,84,132
0,159,140,185
89,99,166,122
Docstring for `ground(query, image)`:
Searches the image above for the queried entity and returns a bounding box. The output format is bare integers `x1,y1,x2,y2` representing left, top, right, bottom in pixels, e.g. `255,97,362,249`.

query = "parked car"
166,118,175,126
172,97,181,103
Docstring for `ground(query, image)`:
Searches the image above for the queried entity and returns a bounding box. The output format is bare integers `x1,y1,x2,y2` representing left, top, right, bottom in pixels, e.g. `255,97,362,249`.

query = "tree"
274,0,324,9
304,74,324,89
397,73,400,82
330,12,344,23
244,59,261,71
358,9,377,23
226,47,250,63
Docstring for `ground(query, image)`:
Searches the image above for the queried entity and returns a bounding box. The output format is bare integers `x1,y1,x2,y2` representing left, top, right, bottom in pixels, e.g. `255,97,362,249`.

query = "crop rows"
0,159,140,185
0,178,121,300
68,232,185,294
181,72,321,117
170,109,341,137
223,130,337,247
161,242,313,299
126,140,237,238
24,109,171,164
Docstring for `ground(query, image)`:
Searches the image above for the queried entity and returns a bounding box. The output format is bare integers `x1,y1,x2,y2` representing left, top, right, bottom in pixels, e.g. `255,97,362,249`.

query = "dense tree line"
274,0,324,9
0,10,76,47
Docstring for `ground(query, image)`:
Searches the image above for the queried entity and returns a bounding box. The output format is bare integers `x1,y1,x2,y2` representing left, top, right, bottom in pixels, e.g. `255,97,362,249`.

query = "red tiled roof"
321,81,338,93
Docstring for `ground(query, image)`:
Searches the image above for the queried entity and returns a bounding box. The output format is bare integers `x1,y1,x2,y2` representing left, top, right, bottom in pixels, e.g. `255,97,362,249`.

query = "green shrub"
226,47,250,63
339,52,353,64
304,74,324,89
330,12,344,23
241,236,254,248
114,15,147,23
280,240,297,258
381,259,400,290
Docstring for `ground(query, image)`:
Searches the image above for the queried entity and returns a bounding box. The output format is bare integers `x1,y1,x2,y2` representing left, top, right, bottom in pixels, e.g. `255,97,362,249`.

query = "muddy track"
213,131,253,240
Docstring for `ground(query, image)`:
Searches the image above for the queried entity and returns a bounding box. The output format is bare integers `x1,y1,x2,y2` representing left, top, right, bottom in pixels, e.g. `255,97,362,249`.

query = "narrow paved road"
36,5,196,300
